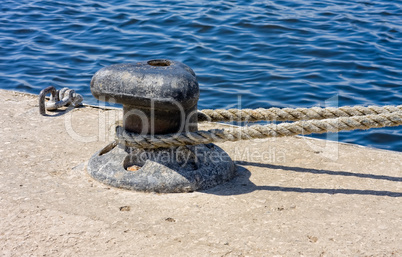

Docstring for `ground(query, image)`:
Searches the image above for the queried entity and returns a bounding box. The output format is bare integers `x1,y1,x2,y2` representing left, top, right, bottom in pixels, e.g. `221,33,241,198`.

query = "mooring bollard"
87,60,235,193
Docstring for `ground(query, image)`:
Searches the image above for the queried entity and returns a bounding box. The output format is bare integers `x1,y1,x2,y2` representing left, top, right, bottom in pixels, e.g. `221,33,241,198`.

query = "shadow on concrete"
43,105,86,117
204,163,402,197
237,161,402,182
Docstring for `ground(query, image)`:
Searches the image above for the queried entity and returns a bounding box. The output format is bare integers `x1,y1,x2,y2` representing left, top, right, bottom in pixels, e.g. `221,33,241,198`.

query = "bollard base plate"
87,143,236,193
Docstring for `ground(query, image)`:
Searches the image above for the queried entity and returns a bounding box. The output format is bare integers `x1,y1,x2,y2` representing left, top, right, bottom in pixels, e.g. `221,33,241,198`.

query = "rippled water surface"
1,0,401,151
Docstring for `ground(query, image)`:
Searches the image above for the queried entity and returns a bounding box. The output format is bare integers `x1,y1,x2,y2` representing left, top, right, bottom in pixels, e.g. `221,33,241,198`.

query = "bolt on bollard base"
88,143,235,193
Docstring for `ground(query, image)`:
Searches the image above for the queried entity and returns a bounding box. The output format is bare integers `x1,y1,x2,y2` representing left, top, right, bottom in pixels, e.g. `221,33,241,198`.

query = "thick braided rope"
198,105,402,122
116,112,402,149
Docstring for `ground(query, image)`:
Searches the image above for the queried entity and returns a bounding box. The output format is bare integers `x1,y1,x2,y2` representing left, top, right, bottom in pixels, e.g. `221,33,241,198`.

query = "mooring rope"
198,105,402,122
115,111,402,149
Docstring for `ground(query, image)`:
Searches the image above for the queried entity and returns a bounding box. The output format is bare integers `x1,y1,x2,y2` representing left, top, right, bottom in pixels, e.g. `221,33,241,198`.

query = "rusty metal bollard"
87,60,235,193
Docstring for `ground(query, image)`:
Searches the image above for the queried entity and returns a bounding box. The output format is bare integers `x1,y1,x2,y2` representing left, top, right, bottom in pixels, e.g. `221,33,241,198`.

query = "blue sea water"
1,0,401,151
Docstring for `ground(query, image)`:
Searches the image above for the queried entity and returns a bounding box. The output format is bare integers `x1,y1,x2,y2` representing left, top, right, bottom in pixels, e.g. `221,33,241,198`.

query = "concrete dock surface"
0,89,401,256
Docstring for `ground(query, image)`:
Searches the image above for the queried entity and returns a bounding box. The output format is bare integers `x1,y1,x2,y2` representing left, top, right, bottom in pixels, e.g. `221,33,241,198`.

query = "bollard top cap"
90,60,199,109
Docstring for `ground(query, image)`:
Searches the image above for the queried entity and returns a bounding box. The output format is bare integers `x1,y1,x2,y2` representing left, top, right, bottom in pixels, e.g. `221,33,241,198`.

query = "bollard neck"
123,104,198,135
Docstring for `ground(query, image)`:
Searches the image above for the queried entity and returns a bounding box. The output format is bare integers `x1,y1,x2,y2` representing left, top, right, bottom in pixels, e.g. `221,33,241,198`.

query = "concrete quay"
0,89,401,256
